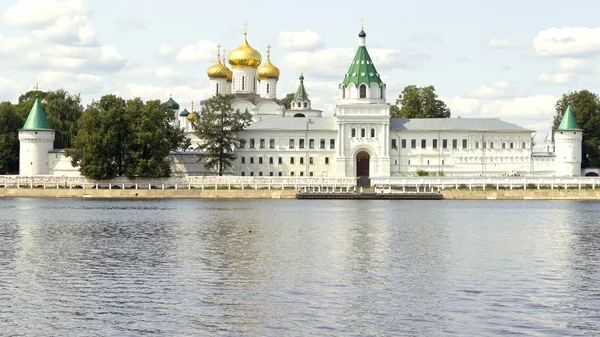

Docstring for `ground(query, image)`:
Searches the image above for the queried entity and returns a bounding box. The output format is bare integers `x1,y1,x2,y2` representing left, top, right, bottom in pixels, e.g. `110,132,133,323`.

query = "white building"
19,25,583,178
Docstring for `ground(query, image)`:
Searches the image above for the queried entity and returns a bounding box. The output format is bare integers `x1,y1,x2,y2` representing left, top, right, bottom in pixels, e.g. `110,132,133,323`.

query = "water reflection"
0,198,599,335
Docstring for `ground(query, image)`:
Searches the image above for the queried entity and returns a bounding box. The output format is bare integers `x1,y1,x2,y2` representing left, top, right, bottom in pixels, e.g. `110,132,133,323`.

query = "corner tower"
335,25,390,178
554,103,582,176
19,94,55,175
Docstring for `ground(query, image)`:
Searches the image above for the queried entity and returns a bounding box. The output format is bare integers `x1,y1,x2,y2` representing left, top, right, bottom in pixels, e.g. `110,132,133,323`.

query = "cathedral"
18,25,583,178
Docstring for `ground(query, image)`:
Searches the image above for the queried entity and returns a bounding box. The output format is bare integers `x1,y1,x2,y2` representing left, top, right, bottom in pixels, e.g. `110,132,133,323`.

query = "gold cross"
170,84,173,97
267,45,271,58
243,21,248,34
300,64,304,73
222,49,226,63
191,101,195,112
217,44,221,57
361,18,365,30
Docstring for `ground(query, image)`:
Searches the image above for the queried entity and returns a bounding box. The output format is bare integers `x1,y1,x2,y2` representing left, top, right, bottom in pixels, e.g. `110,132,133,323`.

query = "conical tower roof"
557,104,581,131
294,73,309,101
22,95,52,130
342,29,383,87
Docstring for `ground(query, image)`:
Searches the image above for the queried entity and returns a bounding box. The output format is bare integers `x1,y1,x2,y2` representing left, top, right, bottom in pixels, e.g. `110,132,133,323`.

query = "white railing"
0,176,357,191
371,177,600,190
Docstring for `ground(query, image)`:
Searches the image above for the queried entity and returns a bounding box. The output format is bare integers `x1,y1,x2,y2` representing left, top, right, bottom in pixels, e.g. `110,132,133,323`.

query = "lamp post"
305,118,313,177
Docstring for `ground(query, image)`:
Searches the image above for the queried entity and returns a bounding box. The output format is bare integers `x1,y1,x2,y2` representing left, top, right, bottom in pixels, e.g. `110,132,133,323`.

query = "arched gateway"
356,151,370,177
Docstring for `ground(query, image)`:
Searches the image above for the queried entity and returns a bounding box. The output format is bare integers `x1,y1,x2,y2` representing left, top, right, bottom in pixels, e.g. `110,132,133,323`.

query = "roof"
342,31,383,87
390,118,533,133
246,117,337,131
165,97,180,110
557,104,581,131
179,108,190,117
294,74,309,102
22,96,52,130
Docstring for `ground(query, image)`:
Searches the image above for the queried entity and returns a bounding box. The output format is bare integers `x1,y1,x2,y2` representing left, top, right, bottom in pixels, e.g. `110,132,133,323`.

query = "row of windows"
341,84,384,99
241,171,316,177
350,128,376,138
241,156,330,165
391,139,527,150
241,138,335,150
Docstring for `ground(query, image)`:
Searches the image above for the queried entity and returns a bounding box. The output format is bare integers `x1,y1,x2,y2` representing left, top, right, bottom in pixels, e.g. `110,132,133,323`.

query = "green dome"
179,108,190,117
165,97,180,110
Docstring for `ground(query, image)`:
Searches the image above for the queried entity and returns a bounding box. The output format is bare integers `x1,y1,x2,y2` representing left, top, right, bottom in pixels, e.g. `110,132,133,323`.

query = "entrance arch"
356,151,370,177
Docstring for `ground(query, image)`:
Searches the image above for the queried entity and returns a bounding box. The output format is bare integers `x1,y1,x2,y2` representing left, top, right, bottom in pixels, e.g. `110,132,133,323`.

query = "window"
299,139,305,149
427,160,430,165
289,139,295,149
258,157,263,164
250,139,255,148
290,157,295,164
490,142,494,149
522,142,526,149
462,139,467,148
260,139,265,148
502,143,506,149
342,86,346,98
475,142,479,149
300,172,304,176
291,172,295,176
442,160,445,165
240,139,247,148
452,139,457,149
266,83,270,94
300,157,304,164
320,139,325,149
309,172,314,177
392,139,397,149
242,76,245,90
309,139,314,149
401,139,407,148
351,128,356,137
483,142,487,149
408,160,411,165
269,157,274,164
250,172,254,176
216,83,219,94
371,128,375,137
250,157,255,164
325,157,330,165
443,139,448,149
309,157,314,165
269,139,275,149
241,172,245,176
360,84,367,98
330,139,335,149
241,157,246,164
259,172,263,176
278,172,282,176
361,129,366,137
411,139,416,148
269,172,273,176
433,139,438,149
510,143,514,149
421,139,426,149
278,157,283,164
304,102,308,108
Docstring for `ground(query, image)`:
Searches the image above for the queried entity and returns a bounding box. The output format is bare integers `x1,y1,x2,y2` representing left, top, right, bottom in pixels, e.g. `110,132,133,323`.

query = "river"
1,198,599,336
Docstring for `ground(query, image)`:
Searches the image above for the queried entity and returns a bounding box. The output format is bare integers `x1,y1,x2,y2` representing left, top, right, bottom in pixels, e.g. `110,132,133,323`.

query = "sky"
1,0,600,145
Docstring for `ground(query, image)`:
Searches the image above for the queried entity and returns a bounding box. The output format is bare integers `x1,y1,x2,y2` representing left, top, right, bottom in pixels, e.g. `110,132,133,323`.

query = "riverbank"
2,188,600,200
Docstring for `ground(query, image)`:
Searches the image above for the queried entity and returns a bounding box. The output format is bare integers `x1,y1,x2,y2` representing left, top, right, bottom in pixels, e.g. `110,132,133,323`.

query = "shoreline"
1,188,600,200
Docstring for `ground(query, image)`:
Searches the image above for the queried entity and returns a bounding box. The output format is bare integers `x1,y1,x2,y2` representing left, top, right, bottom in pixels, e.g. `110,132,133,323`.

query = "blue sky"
2,0,600,144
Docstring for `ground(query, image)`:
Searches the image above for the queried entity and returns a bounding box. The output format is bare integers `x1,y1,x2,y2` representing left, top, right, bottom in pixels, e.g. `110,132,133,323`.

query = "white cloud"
534,27,600,57
276,31,324,51
448,95,557,120
124,83,211,108
487,38,528,49
0,35,32,54
175,40,218,63
537,73,577,85
468,81,516,99
2,0,89,29
158,44,175,58
32,14,97,46
36,71,103,94
556,58,599,73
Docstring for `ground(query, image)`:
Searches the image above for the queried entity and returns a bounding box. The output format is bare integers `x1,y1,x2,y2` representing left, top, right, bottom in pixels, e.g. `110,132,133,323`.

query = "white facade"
555,129,582,176
19,130,55,176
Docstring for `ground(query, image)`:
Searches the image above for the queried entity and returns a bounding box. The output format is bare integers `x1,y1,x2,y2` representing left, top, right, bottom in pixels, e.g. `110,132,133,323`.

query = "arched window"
242,76,245,90
359,84,367,98
266,83,270,94
216,83,219,94
304,102,308,108
298,102,302,108
361,128,366,137
351,128,356,137
370,128,375,137
342,86,346,98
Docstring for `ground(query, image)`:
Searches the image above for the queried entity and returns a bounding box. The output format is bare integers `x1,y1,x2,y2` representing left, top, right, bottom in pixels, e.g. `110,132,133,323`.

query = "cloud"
157,44,176,58
276,31,324,51
468,81,518,99
174,40,219,63
556,58,599,73
448,95,557,120
123,83,211,108
36,71,103,94
2,0,89,29
32,14,97,46
534,27,600,57
487,38,529,49
537,72,577,85
0,35,32,55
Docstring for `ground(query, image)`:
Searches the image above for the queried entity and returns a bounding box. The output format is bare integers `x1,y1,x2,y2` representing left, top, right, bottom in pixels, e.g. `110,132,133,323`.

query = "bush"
416,169,429,176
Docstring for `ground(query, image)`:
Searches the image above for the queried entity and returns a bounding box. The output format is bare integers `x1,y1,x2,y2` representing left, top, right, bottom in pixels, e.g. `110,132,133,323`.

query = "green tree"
282,93,295,110
390,85,451,118
193,94,252,176
0,102,24,174
66,95,190,180
17,89,83,149
553,90,600,168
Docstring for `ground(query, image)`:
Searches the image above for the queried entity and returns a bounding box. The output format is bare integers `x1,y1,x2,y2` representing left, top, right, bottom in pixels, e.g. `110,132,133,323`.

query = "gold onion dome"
207,45,229,79
228,24,262,68
257,45,280,80
187,111,198,122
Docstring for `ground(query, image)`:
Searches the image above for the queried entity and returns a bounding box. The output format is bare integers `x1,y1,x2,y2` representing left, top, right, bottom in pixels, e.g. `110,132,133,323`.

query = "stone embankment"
442,189,600,200
0,188,298,199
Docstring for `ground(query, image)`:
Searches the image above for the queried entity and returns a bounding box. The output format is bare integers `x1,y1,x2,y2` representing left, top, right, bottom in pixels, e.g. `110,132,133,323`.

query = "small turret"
19,93,55,175
554,103,582,176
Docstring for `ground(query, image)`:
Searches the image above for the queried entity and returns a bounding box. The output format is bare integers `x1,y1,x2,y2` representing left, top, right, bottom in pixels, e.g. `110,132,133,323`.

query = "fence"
371,177,600,191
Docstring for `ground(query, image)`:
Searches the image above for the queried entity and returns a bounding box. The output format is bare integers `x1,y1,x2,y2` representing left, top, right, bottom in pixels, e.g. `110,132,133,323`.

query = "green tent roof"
165,97,180,110
342,31,383,87
294,73,309,101
22,96,52,130
557,104,581,131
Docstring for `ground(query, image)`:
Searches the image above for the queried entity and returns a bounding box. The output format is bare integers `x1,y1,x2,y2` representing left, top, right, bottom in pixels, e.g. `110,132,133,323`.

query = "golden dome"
187,112,198,122
228,27,262,69
257,45,280,81
207,46,229,79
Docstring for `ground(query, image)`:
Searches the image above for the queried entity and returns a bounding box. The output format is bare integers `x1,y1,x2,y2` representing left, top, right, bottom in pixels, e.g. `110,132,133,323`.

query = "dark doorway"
356,151,370,177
